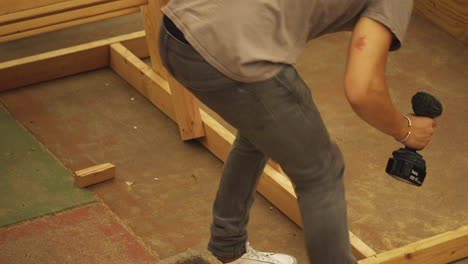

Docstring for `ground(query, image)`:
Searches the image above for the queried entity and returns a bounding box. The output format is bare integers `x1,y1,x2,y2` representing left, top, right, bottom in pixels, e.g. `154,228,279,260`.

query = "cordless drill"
386,92,443,186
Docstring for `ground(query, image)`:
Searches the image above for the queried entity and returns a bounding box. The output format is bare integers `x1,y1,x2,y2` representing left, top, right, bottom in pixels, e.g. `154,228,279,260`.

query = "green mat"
0,105,95,227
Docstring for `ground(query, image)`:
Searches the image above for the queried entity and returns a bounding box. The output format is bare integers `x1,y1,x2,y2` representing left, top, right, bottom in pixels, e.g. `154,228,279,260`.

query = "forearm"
346,76,407,140
345,17,435,150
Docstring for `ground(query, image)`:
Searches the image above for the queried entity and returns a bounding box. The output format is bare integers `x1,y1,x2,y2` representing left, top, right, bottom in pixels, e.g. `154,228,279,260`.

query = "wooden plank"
142,0,205,140
0,31,145,90
258,165,301,223
358,225,468,264
350,232,378,259
268,160,285,175
120,33,149,58
109,45,375,259
414,0,468,44
0,0,110,24
75,163,116,187
110,42,175,120
167,76,206,140
144,0,169,72
0,46,108,91
197,110,235,161
0,0,68,16
0,7,140,43
0,0,147,37
140,4,166,78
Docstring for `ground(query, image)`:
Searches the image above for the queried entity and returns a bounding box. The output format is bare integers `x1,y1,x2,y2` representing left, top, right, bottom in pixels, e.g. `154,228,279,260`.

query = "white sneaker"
226,242,297,264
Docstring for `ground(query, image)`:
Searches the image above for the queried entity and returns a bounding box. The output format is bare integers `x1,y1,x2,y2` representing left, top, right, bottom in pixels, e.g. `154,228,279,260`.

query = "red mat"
0,203,157,264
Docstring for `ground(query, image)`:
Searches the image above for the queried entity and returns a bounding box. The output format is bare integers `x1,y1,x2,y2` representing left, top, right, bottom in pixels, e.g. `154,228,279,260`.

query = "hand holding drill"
386,92,443,186
398,114,436,151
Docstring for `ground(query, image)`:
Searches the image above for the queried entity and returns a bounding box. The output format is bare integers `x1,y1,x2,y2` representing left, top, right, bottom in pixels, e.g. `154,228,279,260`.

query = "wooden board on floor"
0,46,109,91
358,225,468,264
414,0,468,44
75,163,116,188
350,232,378,260
167,76,206,140
120,33,149,59
0,31,145,90
110,42,175,120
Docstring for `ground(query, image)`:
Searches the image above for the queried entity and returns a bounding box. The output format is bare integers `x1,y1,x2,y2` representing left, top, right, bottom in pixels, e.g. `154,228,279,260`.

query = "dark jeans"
158,17,357,264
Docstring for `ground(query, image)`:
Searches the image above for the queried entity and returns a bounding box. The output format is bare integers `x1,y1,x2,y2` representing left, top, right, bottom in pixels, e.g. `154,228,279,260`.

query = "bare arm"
344,17,434,149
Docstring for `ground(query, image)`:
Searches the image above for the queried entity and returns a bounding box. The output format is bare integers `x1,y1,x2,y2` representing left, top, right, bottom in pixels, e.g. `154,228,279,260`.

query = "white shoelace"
245,245,280,264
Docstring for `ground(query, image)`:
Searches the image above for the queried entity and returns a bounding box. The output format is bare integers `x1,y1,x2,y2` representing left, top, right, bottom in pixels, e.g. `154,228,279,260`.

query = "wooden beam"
110,42,175,120
0,0,147,37
414,0,468,44
350,232,378,259
0,7,140,43
109,43,375,259
141,0,205,140
268,160,285,175
140,4,166,78
0,0,68,16
0,8,140,43
111,42,205,141
0,0,110,24
358,225,468,264
0,46,109,91
140,0,171,74
120,33,149,58
0,31,145,91
167,76,206,140
75,163,116,188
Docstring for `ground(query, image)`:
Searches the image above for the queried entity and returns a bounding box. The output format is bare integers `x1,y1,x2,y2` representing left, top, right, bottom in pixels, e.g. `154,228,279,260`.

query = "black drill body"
386,92,443,186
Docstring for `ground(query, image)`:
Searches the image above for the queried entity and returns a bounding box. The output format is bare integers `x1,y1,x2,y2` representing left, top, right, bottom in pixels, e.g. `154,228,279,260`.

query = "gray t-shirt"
162,0,413,83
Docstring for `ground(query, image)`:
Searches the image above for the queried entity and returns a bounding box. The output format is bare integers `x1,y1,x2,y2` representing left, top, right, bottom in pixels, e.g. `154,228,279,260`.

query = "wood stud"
141,0,205,141
0,0,147,42
74,163,116,188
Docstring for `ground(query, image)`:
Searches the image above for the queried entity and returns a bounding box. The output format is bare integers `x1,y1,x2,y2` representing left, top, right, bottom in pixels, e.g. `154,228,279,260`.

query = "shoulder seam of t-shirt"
361,10,402,51
162,7,283,83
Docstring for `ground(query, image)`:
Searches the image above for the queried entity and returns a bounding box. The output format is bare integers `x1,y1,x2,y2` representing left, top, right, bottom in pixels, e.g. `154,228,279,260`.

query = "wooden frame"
0,0,149,42
139,0,204,140
414,0,468,45
0,2,466,263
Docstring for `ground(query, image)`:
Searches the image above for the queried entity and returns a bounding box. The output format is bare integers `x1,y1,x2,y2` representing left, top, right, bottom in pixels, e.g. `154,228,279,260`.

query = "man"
158,0,435,263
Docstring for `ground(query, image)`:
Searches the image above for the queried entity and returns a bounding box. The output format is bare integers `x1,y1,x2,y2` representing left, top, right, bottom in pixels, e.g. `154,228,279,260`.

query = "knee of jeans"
284,143,345,190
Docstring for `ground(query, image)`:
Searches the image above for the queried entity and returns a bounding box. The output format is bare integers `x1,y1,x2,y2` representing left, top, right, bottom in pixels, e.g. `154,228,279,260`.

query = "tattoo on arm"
355,35,366,50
